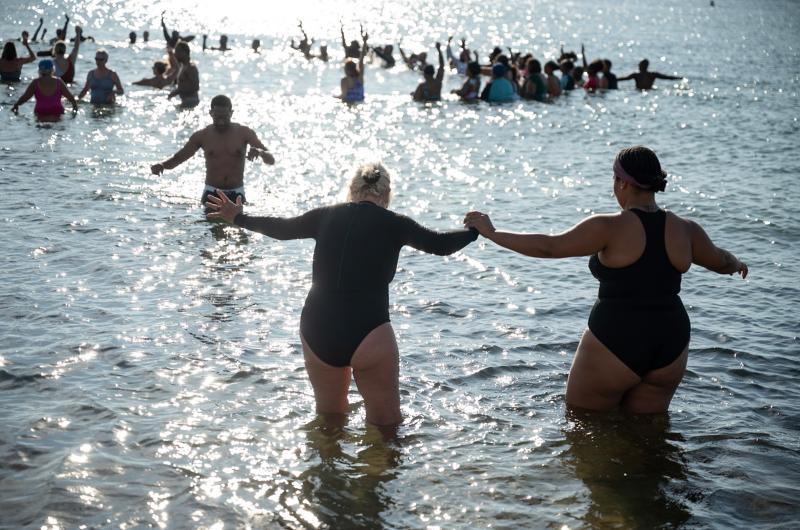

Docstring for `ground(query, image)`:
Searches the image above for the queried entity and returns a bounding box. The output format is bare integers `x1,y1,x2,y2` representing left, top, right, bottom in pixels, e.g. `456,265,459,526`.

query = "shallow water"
1,0,799,528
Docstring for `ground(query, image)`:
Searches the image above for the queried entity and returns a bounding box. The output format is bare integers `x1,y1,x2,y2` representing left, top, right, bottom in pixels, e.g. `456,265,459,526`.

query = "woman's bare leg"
566,328,641,411
350,323,402,429
621,347,688,414
566,329,689,413
301,334,352,415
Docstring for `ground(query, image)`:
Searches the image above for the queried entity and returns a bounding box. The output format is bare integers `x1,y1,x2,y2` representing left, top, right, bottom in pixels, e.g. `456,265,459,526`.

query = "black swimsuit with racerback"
587,209,690,377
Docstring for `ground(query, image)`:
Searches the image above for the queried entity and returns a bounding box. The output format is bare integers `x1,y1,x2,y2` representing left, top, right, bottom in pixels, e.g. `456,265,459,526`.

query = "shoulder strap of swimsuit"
630,209,667,260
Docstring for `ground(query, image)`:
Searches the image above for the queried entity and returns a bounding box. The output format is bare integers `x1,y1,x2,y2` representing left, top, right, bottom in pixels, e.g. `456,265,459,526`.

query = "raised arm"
20,33,36,64
435,41,444,80
61,14,70,40
68,26,81,62
399,46,412,69
206,191,321,239
446,36,456,64
688,220,748,277
340,23,347,49
233,211,320,240
580,43,588,69
151,131,203,174
161,15,171,42
464,211,611,258
32,18,44,41
358,26,368,76
299,21,310,43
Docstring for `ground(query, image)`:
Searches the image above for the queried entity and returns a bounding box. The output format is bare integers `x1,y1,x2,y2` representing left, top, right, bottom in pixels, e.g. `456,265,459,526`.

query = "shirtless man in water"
617,59,682,90
150,95,275,205
167,41,199,107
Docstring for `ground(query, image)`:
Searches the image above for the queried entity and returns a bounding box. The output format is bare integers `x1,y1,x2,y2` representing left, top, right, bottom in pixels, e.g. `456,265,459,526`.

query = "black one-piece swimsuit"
587,209,690,377
235,201,477,366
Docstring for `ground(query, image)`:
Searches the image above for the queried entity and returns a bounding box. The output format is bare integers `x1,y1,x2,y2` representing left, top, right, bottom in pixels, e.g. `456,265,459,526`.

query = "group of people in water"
2,14,686,119
2,13,205,115
149,91,746,435
3,16,744,438
289,23,684,103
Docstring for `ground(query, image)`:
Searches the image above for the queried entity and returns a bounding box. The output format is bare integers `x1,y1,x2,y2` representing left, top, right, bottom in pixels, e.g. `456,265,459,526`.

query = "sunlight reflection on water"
1,0,800,528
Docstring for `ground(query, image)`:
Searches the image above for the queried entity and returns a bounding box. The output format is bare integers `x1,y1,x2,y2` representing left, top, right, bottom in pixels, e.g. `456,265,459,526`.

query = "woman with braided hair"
206,162,478,433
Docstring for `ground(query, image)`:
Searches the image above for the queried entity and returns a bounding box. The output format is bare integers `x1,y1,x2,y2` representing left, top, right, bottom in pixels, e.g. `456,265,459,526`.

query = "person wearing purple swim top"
465,146,748,413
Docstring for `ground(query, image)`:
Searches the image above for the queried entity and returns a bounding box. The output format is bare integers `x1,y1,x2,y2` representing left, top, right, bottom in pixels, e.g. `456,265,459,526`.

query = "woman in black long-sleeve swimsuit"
206,163,477,430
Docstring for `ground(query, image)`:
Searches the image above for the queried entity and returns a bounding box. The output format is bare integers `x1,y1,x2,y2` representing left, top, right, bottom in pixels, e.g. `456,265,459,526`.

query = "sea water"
1,0,798,528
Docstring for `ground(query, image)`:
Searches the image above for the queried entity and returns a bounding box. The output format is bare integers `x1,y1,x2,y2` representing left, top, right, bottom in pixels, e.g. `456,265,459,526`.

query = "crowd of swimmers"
3,14,686,119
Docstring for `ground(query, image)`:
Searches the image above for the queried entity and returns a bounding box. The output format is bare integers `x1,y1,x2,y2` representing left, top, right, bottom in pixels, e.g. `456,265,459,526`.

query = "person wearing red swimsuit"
11,59,78,121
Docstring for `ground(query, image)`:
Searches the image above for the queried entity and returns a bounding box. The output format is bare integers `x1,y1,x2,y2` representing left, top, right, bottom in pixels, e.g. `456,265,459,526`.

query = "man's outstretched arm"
151,132,203,174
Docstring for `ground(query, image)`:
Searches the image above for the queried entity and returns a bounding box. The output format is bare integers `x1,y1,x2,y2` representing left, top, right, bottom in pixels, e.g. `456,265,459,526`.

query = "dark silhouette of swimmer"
372,44,395,68
291,21,314,60
132,61,169,88
166,41,199,107
48,14,69,45
340,22,362,59
205,35,229,52
617,59,682,90
161,12,195,48
411,42,444,101
398,44,427,71
129,32,137,44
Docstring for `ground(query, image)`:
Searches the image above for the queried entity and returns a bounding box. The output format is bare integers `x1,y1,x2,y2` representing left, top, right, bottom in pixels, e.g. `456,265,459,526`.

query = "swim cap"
492,63,507,78
38,59,54,71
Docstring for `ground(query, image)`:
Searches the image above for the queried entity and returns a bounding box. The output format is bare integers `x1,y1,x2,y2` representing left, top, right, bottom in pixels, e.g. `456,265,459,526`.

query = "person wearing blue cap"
11,58,77,120
480,63,517,102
